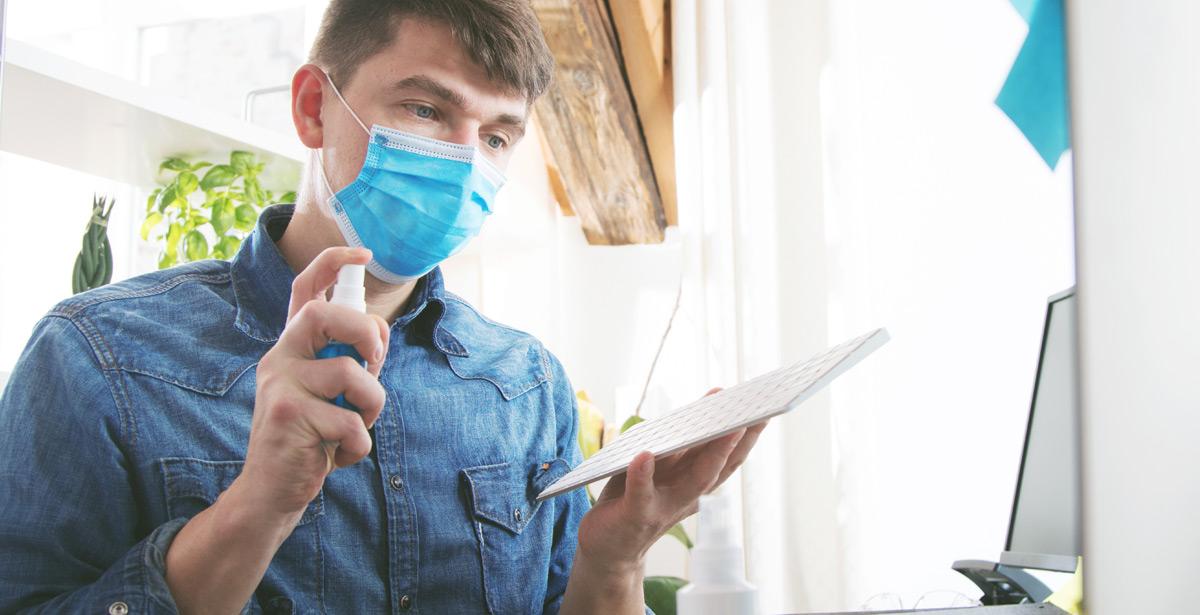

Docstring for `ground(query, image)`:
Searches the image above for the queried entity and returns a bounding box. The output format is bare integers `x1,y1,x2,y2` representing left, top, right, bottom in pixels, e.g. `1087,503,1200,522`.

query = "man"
0,1,764,613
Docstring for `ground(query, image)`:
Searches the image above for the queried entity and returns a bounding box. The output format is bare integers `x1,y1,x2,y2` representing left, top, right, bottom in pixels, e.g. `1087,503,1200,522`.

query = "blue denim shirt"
0,205,592,614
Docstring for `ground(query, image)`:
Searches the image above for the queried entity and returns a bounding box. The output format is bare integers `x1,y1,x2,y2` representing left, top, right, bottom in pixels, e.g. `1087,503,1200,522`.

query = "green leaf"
665,523,693,549
279,191,297,203
200,165,237,191
643,576,687,615
234,203,258,231
211,197,235,236
140,212,163,241
189,161,213,172
185,231,208,262
620,415,645,434
159,157,190,173
213,236,241,260
243,177,264,205
230,151,256,175
157,251,176,270
165,223,183,257
155,184,177,213
176,171,200,197
146,188,162,214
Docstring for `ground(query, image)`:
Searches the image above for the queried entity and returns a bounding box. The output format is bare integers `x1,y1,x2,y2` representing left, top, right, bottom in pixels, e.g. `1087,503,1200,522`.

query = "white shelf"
0,39,303,190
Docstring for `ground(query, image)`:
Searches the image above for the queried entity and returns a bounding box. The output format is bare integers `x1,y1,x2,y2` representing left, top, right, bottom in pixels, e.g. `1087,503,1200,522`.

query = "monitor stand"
952,559,1053,604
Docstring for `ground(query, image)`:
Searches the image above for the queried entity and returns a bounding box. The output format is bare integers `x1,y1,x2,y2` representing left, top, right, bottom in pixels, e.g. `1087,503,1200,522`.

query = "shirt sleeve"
539,351,655,615
0,315,184,613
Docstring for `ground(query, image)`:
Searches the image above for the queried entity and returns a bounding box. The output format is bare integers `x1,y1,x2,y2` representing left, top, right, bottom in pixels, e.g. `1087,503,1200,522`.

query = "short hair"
309,0,555,102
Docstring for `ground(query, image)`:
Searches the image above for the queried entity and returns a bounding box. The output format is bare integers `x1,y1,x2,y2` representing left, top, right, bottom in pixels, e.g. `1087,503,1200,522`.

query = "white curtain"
671,0,1076,611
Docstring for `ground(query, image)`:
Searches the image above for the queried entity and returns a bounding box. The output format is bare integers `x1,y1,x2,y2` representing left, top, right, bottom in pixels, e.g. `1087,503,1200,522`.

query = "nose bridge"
447,121,478,147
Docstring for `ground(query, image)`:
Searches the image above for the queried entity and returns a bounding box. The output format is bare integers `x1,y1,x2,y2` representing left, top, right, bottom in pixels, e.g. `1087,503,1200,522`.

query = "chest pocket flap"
460,459,570,534
160,457,323,525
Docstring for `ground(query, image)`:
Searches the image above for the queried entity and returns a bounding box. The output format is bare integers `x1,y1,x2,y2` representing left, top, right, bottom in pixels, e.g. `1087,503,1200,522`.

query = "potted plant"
141,150,295,267
72,194,115,294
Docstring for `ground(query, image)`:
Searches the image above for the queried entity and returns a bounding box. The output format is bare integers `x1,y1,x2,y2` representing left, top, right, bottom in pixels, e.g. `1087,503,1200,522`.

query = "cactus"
72,195,115,294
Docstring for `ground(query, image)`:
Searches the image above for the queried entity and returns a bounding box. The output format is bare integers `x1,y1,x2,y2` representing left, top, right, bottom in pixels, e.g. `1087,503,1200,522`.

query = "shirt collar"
230,204,468,356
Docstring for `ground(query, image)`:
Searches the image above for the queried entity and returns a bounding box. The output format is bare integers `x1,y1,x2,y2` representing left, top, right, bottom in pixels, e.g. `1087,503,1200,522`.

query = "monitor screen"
1003,290,1081,571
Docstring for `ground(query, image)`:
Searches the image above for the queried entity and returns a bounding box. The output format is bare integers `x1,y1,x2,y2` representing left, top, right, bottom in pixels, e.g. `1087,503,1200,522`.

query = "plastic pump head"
331,264,366,314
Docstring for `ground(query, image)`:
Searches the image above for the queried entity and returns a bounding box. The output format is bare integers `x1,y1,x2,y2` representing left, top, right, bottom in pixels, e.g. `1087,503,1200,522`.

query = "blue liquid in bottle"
316,343,367,412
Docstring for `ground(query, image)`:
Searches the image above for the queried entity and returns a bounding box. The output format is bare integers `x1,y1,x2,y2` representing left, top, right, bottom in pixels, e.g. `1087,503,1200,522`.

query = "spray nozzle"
330,263,366,314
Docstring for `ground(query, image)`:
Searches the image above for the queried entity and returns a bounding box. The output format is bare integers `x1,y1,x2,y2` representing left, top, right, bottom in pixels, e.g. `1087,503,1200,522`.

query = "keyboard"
536,328,890,500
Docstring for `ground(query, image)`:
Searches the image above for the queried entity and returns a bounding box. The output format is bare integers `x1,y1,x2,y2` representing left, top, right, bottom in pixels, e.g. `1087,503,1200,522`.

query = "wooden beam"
533,0,667,245
609,0,677,227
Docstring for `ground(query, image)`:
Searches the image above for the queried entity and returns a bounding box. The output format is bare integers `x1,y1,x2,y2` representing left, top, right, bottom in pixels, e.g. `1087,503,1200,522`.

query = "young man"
0,1,764,613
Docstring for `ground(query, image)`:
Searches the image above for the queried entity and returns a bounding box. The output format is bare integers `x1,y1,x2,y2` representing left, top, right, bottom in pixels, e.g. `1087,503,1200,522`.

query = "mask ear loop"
321,68,370,134
315,68,371,199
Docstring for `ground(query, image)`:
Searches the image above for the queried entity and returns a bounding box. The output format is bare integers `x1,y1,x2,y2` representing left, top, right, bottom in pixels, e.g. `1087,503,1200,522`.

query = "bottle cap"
330,264,366,314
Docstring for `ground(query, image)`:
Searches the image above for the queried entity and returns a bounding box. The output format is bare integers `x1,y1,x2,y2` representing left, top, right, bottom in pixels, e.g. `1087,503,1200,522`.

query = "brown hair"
309,0,554,102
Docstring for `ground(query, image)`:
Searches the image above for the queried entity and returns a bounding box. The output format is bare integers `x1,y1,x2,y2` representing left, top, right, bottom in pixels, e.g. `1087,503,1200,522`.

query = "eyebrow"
393,74,465,107
391,74,527,137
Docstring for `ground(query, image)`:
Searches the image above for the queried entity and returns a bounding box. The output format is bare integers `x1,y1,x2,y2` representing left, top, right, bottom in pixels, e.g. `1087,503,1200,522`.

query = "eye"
404,104,438,120
486,135,508,150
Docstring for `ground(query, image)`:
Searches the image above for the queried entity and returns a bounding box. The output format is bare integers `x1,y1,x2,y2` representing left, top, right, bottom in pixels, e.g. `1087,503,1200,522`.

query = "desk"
799,604,1068,615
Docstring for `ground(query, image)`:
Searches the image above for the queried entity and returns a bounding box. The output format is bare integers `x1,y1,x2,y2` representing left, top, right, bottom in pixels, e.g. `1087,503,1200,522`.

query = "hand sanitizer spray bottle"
315,263,367,412
676,488,759,615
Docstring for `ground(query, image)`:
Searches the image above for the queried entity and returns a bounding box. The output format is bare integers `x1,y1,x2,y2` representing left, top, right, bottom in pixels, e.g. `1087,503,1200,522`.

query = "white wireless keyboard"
537,328,890,501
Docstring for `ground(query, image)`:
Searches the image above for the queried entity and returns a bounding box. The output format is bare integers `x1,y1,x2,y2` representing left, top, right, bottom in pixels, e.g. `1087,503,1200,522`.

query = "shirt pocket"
461,459,571,615
159,458,324,614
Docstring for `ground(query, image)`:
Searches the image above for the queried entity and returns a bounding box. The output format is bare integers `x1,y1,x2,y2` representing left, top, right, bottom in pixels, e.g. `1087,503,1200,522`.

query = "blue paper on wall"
1009,0,1038,23
996,0,1070,169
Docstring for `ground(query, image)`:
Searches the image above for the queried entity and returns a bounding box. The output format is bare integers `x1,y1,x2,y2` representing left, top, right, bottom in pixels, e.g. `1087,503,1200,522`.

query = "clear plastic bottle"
676,489,759,615
315,263,367,412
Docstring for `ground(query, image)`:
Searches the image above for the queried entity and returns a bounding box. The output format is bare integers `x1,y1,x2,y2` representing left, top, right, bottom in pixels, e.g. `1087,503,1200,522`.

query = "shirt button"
108,602,129,615
400,594,413,610
513,508,523,523
389,474,404,491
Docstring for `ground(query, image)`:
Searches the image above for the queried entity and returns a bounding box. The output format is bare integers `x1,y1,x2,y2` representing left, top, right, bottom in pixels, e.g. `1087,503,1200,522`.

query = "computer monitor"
999,288,1081,573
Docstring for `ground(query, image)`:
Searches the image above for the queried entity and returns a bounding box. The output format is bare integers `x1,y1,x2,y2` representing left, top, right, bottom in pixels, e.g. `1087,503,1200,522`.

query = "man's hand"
166,247,389,615
561,388,768,614
237,246,390,518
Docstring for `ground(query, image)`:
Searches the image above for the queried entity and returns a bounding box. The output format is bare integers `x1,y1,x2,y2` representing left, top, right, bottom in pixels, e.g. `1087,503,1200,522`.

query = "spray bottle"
676,488,759,615
315,263,367,411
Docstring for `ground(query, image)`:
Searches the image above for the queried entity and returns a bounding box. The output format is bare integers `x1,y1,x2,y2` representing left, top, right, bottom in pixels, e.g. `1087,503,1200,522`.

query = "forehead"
347,16,529,117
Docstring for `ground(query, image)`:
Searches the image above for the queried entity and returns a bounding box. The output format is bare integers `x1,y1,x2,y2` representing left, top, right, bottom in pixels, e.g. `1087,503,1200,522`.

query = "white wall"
1068,2,1200,613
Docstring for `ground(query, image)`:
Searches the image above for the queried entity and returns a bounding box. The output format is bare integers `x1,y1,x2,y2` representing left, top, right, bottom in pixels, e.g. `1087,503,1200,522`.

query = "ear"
292,64,327,149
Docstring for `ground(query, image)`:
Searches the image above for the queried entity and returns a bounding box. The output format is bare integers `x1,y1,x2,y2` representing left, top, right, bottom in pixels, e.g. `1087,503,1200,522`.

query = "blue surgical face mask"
317,72,506,284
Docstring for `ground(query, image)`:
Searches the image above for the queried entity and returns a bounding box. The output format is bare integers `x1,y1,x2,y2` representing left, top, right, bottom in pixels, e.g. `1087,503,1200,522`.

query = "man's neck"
278,200,418,324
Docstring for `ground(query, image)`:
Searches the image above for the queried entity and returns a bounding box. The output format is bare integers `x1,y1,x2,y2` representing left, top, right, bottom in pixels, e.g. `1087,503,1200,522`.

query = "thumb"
626,451,657,508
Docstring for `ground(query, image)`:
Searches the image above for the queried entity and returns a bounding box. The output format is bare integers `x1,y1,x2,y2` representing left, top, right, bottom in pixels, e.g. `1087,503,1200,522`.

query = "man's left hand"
575,387,768,574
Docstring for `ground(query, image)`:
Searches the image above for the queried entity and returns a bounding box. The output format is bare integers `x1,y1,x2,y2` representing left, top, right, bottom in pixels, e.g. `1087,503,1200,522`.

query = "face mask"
317,71,506,284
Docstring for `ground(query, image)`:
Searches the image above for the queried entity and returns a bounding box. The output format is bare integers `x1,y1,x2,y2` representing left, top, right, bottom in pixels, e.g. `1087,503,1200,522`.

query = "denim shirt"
0,205,592,614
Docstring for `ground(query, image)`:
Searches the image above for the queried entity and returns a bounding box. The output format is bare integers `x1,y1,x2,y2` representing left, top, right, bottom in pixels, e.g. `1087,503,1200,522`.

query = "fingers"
365,314,390,378
280,301,387,367
287,247,372,323
710,421,768,492
298,398,374,467
624,452,657,509
294,357,386,426
680,430,745,499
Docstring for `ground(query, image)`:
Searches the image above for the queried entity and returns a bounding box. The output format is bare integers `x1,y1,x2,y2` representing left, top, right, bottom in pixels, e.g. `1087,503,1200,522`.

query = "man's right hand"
238,246,389,520
166,247,389,614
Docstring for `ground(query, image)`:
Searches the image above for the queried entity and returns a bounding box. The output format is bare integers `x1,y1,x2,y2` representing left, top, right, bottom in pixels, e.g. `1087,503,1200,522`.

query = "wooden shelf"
0,40,303,190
